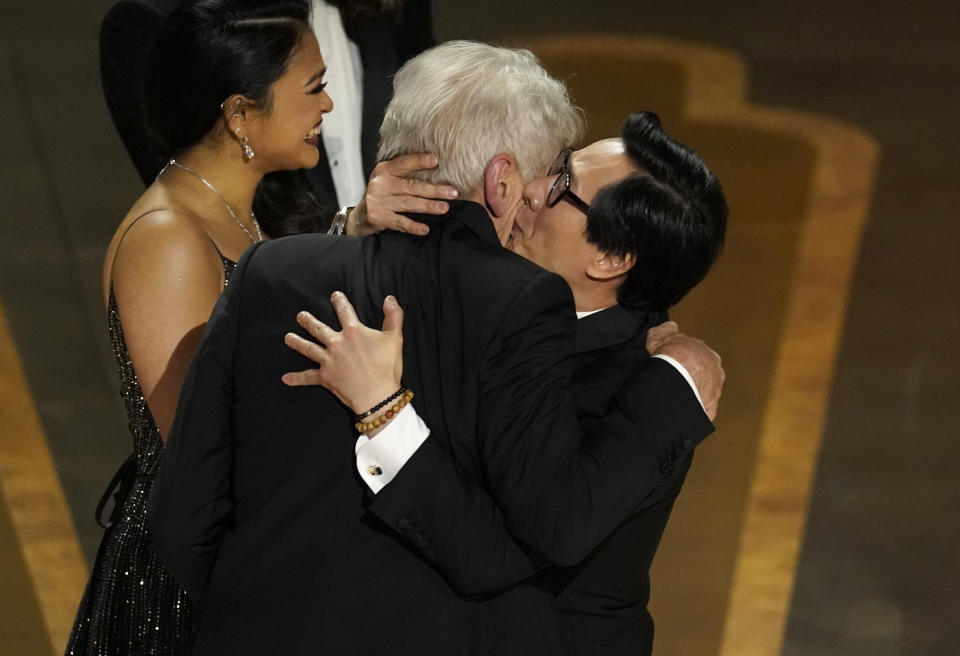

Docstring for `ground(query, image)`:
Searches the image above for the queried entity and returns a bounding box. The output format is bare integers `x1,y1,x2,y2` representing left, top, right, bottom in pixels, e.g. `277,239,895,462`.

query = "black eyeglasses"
546,147,591,215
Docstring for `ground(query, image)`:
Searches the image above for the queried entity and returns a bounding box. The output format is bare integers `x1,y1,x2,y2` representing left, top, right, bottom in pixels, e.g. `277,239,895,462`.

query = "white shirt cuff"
354,404,430,494
652,354,705,411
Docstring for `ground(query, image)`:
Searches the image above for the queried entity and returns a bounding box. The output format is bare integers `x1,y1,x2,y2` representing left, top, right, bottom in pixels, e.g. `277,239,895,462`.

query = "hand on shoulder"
647,321,725,421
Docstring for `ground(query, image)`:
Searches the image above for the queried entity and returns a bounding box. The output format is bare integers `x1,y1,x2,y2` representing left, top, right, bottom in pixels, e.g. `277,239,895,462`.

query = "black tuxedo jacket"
366,305,701,654
99,0,433,219
549,305,694,656
148,201,711,654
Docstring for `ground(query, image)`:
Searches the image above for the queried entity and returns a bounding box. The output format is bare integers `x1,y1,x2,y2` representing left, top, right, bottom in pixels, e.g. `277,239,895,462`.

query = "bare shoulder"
105,206,223,307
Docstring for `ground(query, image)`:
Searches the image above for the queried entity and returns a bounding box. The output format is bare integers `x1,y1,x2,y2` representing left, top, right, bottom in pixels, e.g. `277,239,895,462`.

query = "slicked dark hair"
143,0,324,236
585,111,727,311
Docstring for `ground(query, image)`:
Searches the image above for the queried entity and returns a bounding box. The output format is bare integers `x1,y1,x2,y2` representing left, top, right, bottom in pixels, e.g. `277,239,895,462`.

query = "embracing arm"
366,276,712,591
284,278,716,593
369,359,710,594
342,153,458,237
147,243,259,603
281,290,543,592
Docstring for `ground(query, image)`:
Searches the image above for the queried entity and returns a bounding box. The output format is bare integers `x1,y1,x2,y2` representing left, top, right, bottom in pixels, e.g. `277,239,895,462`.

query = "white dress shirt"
356,309,705,493
310,1,367,207
355,405,431,494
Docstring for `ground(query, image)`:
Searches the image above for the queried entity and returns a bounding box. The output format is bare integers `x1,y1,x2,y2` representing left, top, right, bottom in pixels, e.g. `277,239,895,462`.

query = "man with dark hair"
557,111,727,313
508,110,727,654
286,110,728,655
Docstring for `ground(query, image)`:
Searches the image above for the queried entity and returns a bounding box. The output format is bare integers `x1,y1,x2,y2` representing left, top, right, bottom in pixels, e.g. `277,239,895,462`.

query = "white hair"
378,40,585,195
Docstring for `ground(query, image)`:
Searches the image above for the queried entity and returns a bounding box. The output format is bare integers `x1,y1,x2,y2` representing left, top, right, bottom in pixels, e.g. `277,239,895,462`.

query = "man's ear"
586,252,636,281
483,153,521,218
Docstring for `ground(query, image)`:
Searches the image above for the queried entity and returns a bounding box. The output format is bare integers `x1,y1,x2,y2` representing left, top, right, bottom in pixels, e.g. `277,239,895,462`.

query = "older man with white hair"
148,41,721,655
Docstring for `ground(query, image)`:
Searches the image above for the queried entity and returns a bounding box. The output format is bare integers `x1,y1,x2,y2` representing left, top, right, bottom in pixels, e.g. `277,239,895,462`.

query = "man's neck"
463,187,484,205
572,282,618,314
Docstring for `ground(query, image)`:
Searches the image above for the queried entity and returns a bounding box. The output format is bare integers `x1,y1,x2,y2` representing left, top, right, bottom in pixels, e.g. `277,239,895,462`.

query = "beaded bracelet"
356,387,406,421
355,389,415,433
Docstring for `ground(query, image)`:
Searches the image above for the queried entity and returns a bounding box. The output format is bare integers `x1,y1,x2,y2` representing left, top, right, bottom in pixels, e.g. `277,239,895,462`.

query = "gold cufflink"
367,466,383,476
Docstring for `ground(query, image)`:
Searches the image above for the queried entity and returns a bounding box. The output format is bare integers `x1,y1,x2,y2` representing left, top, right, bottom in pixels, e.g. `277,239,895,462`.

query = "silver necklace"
162,159,263,243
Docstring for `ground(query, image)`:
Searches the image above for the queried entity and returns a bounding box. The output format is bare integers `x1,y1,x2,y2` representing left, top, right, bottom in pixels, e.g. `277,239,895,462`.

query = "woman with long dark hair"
67,0,452,652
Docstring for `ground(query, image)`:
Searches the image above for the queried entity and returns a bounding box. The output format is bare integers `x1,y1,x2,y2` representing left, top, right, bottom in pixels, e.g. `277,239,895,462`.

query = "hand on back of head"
353,153,458,236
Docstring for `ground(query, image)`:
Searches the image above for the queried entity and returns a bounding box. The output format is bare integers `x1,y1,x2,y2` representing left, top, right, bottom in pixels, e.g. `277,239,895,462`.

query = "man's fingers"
281,368,325,387
381,295,404,333
330,291,360,328
284,332,327,366
392,214,431,236
363,207,433,235
648,320,679,337
296,311,336,344
402,176,458,201
391,196,449,216
646,322,679,347
384,152,439,175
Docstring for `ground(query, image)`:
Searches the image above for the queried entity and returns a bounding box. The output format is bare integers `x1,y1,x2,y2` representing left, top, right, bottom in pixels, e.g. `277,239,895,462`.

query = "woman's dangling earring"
241,136,255,160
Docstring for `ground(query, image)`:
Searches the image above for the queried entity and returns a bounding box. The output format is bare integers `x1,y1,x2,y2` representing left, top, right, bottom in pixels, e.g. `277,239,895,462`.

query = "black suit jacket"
99,0,433,219
366,304,701,654
148,201,711,654
547,305,694,656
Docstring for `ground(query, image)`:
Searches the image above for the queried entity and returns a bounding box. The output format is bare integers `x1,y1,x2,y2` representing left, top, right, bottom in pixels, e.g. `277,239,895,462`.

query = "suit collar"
575,305,641,353
575,305,667,354
409,200,500,245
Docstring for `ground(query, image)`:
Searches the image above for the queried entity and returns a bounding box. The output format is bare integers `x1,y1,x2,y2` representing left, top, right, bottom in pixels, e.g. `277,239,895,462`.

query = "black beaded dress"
66,255,235,656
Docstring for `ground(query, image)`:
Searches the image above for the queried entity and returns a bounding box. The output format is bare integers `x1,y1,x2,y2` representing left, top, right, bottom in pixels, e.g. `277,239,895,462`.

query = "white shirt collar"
575,306,613,320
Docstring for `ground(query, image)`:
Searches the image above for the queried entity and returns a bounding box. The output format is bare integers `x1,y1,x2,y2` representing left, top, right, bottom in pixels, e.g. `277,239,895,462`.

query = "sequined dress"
66,255,235,655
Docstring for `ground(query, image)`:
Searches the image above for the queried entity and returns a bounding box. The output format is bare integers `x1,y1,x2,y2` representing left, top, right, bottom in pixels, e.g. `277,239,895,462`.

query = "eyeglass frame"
546,147,591,215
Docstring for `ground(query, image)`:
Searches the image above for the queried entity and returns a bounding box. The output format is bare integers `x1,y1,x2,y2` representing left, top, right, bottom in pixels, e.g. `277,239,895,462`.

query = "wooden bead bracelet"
354,389,415,433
